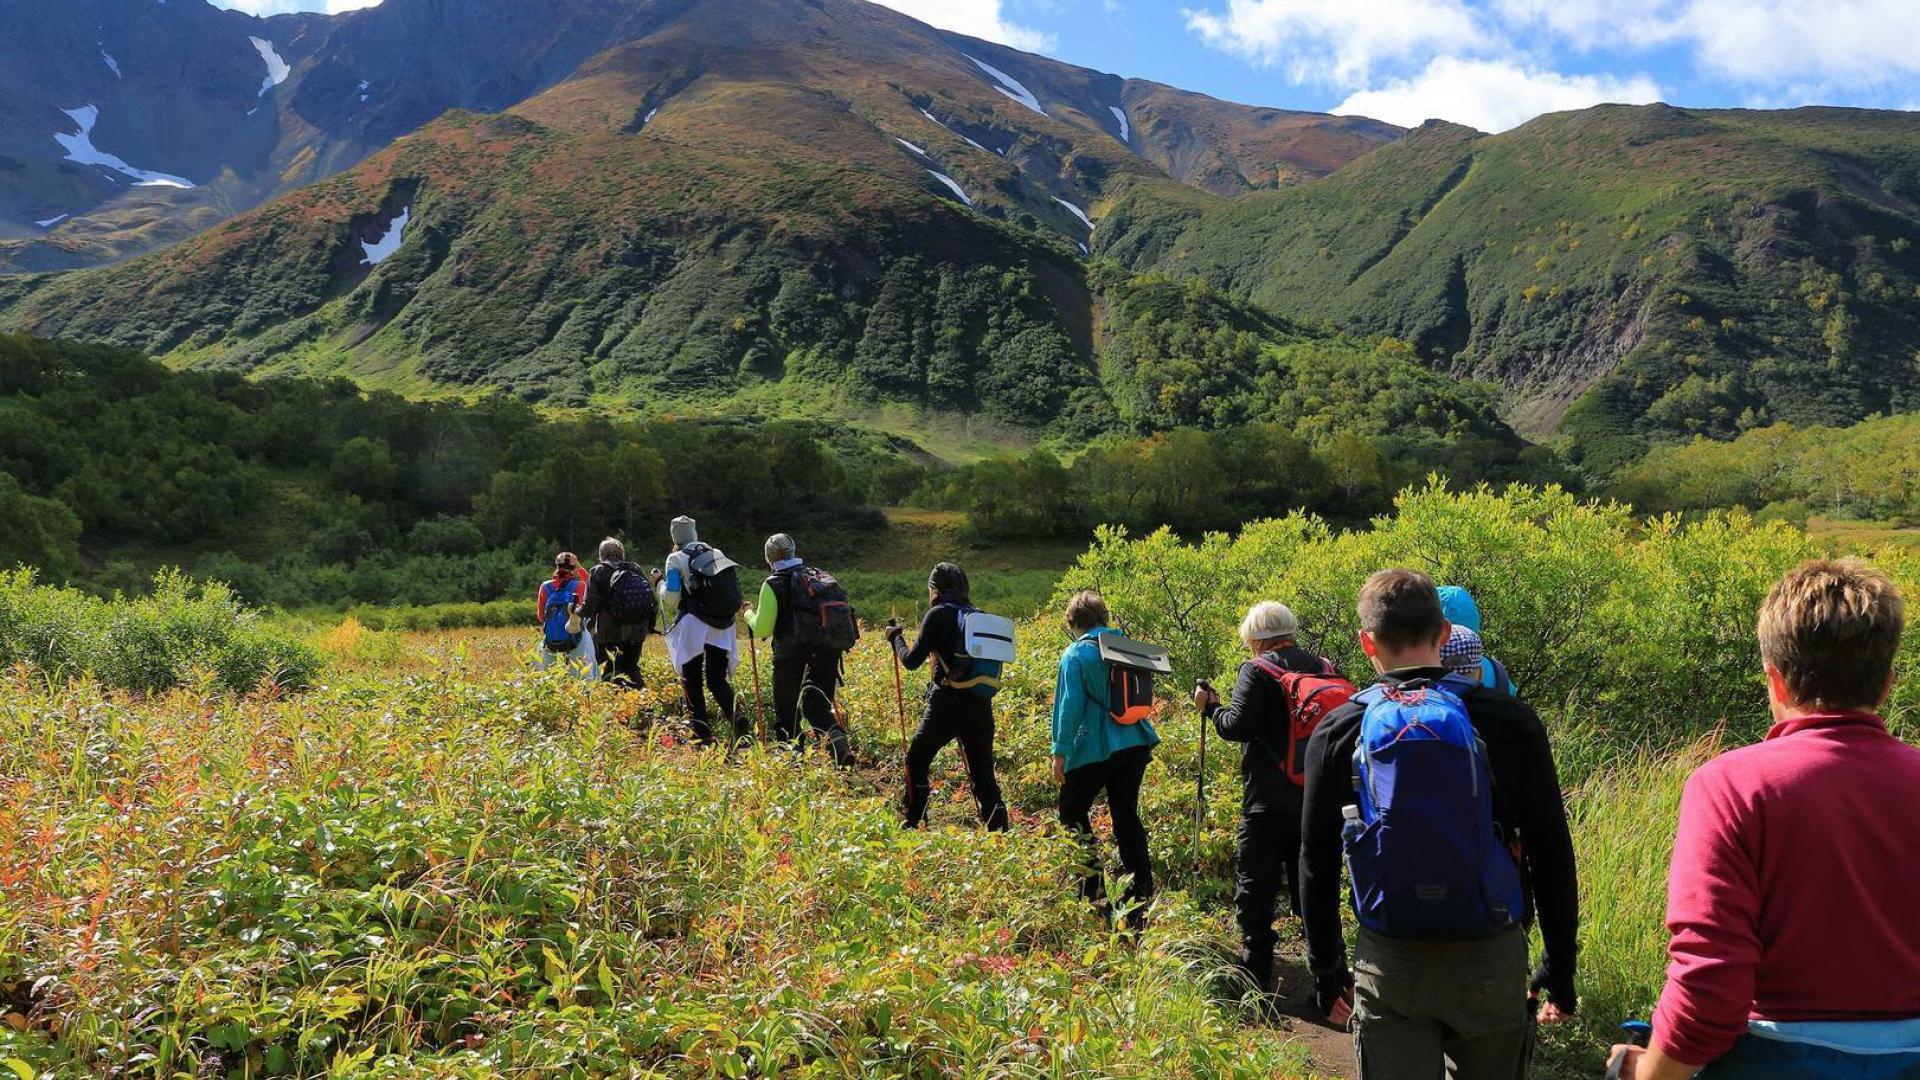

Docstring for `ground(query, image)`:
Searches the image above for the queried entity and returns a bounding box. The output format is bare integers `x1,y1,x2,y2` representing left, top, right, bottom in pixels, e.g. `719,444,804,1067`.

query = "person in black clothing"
744,532,853,765
1300,569,1578,1078
1195,600,1338,996
884,563,1009,831
580,537,650,690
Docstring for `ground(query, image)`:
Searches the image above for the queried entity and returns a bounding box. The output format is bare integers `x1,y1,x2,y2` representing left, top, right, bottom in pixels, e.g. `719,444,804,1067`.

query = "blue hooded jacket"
1437,585,1516,696
1052,625,1160,772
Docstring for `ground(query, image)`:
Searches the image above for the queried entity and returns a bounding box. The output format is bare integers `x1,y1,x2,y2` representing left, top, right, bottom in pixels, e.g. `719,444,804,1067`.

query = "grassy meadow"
7,484,1920,1078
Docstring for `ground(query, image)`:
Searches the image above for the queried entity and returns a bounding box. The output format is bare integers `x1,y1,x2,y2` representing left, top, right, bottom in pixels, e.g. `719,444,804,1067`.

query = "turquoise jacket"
1052,625,1160,773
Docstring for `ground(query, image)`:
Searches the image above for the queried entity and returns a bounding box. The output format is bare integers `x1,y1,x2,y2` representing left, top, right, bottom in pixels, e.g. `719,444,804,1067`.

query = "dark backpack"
1344,676,1525,940
786,565,859,654
542,578,582,654
1094,633,1172,725
679,542,742,629
603,561,657,626
1248,655,1356,786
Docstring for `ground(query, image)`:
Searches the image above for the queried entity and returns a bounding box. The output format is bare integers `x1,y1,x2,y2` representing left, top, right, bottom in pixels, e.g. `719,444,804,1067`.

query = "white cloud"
1497,0,1920,88
1334,55,1662,132
1490,0,1680,50
869,1,1055,53
1182,0,1482,86
1677,0,1920,87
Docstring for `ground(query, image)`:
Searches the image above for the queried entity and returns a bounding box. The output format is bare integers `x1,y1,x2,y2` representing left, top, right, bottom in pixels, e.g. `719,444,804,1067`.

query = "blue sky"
213,0,1920,132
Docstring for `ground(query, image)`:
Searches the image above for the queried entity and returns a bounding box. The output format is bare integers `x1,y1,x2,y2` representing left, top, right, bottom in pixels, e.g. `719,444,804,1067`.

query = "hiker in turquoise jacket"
1052,590,1160,925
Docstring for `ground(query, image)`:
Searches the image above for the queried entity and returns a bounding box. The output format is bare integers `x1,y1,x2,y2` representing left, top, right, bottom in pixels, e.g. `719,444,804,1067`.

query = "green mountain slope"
0,0,1409,437
1104,105,1920,472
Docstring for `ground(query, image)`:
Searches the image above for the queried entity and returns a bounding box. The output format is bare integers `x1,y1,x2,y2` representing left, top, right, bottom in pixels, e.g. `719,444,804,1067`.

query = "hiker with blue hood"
884,563,1010,831
1437,585,1518,697
653,515,744,747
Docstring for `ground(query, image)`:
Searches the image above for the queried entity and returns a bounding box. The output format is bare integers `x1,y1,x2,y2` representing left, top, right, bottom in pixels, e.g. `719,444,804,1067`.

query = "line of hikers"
533,519,1920,1079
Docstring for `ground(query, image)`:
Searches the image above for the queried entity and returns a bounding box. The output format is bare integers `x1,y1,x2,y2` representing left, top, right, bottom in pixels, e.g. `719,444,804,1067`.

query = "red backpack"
1247,656,1356,786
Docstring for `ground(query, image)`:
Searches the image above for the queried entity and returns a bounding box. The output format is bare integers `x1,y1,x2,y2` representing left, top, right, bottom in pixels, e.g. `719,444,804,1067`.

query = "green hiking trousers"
1352,926,1534,1080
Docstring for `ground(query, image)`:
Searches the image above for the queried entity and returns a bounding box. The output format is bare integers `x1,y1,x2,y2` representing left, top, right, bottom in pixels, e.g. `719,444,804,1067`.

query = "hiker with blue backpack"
1195,600,1353,998
1051,590,1160,926
580,537,655,690
654,516,744,748
742,533,857,766
884,563,1010,831
535,551,597,681
1300,569,1579,1078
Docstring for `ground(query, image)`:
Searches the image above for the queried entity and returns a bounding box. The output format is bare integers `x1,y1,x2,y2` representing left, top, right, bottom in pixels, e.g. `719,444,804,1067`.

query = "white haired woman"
1193,600,1350,997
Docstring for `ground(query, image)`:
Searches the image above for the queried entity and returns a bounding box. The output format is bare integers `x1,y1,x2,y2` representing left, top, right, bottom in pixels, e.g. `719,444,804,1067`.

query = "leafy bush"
0,568,318,692
1056,481,1917,778
346,598,529,632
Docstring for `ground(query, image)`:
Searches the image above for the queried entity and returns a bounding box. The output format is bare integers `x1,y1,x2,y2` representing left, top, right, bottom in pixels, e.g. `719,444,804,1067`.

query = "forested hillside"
1104,106,1920,473
0,333,1544,605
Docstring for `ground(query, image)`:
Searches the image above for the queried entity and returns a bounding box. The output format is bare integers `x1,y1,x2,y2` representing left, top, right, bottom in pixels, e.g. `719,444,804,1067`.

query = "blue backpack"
1343,676,1524,940
542,578,581,654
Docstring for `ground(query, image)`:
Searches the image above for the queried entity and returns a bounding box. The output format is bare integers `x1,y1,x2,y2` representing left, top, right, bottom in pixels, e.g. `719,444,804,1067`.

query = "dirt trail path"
1273,953,1358,1079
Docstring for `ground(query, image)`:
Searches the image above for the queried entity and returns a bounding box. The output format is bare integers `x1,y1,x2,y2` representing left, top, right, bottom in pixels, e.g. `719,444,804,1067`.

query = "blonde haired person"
1195,601,1345,995
1611,560,1920,1079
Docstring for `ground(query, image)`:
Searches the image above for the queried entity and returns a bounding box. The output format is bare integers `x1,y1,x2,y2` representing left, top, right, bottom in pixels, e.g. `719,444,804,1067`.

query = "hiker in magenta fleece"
1610,559,1920,1079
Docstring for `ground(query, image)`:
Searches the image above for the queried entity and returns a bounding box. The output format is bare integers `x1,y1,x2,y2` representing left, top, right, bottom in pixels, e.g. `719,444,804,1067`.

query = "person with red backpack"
1195,600,1353,998
742,532,857,765
1300,569,1578,1078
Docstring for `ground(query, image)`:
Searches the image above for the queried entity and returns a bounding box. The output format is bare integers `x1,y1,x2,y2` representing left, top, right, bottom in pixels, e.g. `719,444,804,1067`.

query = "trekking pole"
746,630,767,745
1194,679,1212,856
887,620,911,797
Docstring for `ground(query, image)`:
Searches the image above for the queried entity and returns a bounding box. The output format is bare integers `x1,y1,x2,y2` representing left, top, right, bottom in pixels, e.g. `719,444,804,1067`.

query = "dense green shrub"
346,598,529,632
0,568,318,692
1056,482,1917,779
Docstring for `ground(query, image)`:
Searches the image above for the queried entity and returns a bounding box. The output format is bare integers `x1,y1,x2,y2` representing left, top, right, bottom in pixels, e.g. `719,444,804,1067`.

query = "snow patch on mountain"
895,137,927,157
1110,106,1129,143
1052,196,1094,231
101,50,122,78
36,214,70,229
54,106,194,188
644,107,659,123
966,56,1043,116
250,37,290,97
361,206,410,266
926,171,973,207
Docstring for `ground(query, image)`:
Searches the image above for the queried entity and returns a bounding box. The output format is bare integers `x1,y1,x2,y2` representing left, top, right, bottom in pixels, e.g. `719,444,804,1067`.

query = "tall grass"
0,664,1314,1078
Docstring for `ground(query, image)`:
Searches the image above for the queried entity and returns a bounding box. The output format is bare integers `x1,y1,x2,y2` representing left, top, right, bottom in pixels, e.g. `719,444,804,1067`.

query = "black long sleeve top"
1298,666,1581,1011
1205,644,1329,815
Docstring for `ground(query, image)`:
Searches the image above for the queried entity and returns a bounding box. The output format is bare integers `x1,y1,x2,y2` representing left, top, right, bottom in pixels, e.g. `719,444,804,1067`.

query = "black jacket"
899,596,965,691
1299,666,1580,1011
581,560,649,644
764,568,800,659
1206,645,1330,816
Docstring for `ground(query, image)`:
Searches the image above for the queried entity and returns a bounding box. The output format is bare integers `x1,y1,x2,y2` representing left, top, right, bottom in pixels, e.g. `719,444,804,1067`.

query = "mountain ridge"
0,0,1397,271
